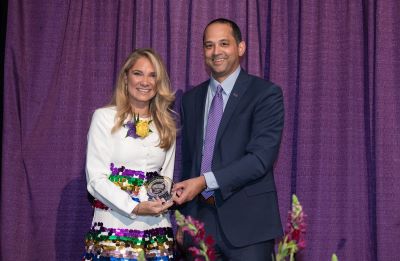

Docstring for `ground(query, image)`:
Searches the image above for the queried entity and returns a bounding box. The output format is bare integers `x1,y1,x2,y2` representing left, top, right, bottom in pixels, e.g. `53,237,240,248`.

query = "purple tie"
201,85,224,199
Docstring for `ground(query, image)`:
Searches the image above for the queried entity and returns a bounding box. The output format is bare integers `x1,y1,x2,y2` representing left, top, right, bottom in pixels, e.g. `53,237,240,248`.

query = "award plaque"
145,176,173,201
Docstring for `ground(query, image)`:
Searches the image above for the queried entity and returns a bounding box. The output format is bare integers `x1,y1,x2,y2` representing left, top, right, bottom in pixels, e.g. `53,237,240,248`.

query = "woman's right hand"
132,198,173,216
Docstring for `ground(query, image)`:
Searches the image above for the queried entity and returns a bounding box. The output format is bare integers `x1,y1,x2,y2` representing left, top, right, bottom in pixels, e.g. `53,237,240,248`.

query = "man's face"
203,23,246,83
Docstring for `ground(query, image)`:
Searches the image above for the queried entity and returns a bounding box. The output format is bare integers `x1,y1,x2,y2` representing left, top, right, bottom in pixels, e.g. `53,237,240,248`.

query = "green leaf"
292,194,299,205
331,253,338,261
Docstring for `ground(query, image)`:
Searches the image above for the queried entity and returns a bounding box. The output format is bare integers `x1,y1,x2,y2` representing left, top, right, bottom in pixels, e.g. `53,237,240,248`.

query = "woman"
84,48,176,260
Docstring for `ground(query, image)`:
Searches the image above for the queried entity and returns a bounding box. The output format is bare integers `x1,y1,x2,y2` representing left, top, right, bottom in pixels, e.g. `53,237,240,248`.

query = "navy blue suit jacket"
180,70,284,247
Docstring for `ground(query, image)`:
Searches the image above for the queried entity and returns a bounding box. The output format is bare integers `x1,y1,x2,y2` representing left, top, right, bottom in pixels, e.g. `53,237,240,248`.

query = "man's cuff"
203,171,219,191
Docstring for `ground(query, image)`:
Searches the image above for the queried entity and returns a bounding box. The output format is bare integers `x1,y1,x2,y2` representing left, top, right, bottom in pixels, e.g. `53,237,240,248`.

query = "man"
173,18,284,260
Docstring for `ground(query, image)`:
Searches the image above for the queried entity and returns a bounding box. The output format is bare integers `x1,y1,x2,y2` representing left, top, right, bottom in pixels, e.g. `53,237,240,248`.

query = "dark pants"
185,200,275,261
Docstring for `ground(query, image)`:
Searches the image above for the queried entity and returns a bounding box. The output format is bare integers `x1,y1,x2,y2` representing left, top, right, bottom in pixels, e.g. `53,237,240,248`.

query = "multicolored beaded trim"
84,222,173,260
110,163,160,179
83,254,170,260
92,164,160,210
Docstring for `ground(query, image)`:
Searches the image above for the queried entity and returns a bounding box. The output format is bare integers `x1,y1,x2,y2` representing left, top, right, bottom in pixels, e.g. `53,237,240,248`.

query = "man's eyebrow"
204,39,230,43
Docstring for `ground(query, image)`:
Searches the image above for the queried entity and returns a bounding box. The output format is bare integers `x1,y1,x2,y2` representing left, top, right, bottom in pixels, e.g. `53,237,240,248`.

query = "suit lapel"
215,70,251,144
194,82,209,169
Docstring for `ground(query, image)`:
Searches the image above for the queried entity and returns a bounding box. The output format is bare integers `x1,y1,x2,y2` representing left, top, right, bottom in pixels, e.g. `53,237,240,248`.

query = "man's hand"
172,176,207,205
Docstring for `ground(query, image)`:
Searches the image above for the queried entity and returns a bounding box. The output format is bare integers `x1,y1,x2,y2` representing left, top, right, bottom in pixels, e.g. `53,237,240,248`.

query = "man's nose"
212,45,222,55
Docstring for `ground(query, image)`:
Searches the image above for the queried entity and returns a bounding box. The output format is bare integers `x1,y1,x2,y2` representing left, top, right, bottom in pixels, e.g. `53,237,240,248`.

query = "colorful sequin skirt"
84,222,174,260
84,164,174,260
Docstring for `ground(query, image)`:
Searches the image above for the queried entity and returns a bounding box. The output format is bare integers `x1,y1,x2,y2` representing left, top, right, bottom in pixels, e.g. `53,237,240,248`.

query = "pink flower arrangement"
174,210,216,261
275,194,306,261
175,195,338,261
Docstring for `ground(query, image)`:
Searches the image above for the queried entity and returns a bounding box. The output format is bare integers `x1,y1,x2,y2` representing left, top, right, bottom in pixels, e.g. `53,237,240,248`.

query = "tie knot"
216,85,223,95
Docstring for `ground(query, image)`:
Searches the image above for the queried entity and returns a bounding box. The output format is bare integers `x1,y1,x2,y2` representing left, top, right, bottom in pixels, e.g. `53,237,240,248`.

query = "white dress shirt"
203,66,241,190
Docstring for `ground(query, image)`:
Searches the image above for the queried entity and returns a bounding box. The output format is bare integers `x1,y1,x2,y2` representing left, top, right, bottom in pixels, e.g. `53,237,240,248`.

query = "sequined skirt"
84,222,174,260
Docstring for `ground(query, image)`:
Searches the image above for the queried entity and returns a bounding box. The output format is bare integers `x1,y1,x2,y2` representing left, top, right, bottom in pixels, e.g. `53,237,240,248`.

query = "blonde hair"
110,48,176,149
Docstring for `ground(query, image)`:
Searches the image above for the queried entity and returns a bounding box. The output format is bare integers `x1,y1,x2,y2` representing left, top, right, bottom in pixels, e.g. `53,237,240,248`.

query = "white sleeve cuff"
203,171,219,191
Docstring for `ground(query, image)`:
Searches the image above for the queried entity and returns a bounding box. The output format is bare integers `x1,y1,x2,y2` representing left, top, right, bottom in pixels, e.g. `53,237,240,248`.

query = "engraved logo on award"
145,176,173,201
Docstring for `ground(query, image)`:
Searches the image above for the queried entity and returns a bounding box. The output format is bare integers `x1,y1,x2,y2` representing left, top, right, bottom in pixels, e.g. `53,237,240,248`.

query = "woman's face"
126,57,157,109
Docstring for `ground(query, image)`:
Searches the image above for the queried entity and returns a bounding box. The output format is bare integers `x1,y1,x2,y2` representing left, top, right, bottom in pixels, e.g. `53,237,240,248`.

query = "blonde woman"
84,48,176,260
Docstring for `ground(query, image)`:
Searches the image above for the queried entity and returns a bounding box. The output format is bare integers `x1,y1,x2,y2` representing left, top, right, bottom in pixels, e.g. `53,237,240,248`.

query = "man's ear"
238,41,246,57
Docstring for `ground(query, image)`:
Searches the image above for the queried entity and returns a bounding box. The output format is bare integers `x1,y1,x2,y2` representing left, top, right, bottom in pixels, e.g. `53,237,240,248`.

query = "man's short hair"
203,18,243,44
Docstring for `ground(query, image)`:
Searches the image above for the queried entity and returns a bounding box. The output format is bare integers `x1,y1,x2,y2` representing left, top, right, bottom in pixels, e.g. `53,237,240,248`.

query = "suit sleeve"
179,95,200,216
180,98,192,181
86,109,138,218
215,85,284,200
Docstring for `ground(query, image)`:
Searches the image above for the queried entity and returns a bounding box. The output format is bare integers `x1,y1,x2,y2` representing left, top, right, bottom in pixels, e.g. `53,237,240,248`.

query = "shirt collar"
210,66,241,95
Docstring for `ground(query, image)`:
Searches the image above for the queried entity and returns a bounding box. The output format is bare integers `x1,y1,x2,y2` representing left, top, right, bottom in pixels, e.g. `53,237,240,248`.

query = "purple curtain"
2,1,399,260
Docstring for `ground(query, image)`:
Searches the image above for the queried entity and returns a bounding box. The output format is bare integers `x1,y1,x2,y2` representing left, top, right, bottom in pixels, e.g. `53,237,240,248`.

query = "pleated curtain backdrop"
2,1,399,260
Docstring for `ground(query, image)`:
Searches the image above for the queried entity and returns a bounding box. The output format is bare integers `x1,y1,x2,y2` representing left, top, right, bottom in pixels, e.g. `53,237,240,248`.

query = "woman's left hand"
132,197,173,216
